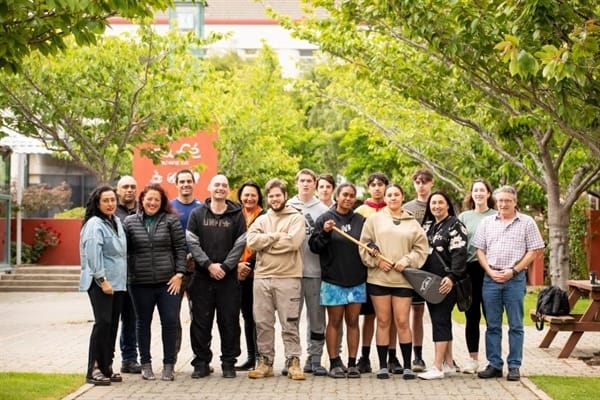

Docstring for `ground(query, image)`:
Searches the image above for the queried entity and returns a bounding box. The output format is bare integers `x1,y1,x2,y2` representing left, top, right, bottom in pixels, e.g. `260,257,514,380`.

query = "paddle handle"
331,226,394,264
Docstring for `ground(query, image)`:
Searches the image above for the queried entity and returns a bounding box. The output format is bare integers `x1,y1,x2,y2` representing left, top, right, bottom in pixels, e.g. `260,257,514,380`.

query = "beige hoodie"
359,207,429,288
247,205,306,279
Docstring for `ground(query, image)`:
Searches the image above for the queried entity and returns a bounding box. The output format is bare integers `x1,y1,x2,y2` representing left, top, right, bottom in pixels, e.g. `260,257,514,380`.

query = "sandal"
87,370,111,386
110,373,123,382
347,366,361,378
328,366,346,379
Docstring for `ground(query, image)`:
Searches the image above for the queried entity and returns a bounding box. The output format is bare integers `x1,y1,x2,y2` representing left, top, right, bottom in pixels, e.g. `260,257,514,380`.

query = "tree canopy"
0,0,180,73
277,0,600,286
0,27,214,183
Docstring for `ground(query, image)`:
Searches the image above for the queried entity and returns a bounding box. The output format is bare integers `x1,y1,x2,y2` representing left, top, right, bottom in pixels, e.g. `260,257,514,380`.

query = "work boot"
248,357,274,379
286,356,306,380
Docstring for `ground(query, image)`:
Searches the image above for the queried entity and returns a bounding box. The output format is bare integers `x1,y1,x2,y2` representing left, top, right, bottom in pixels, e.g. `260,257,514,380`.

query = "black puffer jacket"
124,211,187,285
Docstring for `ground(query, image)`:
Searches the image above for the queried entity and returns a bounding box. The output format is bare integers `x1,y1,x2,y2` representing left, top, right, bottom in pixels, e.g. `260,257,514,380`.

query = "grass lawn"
528,375,600,400
452,290,590,325
0,372,84,400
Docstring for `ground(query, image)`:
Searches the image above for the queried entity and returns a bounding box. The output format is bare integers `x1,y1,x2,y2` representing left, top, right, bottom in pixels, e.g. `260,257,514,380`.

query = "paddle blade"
403,268,447,304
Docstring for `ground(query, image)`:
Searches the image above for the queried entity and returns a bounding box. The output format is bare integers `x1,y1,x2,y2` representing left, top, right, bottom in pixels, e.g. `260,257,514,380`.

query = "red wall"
586,210,600,274
10,218,81,265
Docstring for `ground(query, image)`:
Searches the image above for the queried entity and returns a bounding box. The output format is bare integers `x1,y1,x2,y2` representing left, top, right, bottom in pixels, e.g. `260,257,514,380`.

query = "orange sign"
133,130,218,201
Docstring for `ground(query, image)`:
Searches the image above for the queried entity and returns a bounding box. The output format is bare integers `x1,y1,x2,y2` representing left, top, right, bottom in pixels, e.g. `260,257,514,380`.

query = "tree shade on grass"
0,372,84,400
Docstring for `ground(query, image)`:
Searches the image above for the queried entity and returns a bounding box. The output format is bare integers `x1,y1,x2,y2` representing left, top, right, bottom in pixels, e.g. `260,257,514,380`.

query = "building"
107,0,324,77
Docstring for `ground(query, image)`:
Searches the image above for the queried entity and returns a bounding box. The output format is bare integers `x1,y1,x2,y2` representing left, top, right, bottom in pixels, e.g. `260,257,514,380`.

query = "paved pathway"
0,292,598,399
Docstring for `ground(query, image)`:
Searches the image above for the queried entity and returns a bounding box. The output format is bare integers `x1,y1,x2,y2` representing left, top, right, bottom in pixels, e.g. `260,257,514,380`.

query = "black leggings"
464,261,486,353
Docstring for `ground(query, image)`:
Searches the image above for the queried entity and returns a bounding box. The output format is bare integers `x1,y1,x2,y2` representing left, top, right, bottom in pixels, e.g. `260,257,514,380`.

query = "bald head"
117,175,137,207
208,174,230,203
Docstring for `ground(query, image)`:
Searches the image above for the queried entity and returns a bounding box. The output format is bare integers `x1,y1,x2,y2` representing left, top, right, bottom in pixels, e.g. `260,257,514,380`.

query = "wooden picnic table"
531,280,600,358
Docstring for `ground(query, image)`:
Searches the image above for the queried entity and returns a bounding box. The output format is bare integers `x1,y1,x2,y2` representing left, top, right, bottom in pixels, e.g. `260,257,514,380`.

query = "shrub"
10,223,61,264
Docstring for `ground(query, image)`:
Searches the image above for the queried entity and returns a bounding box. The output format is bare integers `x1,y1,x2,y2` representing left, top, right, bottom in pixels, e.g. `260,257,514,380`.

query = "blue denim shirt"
79,216,127,292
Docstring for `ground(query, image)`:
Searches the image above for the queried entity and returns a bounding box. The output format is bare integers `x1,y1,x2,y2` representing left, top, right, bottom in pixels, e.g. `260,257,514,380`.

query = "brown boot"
286,356,306,380
248,357,274,379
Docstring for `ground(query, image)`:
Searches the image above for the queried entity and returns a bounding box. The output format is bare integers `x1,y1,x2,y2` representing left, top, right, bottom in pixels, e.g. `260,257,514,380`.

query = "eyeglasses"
121,184,136,189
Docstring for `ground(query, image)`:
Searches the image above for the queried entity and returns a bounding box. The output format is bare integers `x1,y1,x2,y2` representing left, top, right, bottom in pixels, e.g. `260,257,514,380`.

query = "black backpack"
535,285,570,330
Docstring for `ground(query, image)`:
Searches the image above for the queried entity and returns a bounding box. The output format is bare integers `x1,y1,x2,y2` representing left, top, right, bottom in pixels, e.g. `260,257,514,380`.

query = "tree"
203,47,309,189
0,27,215,183
0,0,179,73
278,1,600,287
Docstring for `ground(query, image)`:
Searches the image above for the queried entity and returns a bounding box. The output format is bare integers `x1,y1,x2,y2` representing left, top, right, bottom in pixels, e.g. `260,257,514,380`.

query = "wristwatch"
511,268,518,278
97,277,106,283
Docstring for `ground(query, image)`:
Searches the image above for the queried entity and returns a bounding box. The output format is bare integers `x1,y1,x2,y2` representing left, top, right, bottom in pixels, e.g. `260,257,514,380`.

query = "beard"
270,202,286,212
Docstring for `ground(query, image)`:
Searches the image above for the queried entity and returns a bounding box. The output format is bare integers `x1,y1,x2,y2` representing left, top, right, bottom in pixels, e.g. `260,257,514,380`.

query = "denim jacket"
79,216,127,292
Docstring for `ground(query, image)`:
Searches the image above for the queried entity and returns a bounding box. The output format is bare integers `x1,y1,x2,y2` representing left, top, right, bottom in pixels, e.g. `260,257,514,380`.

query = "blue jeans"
129,284,181,365
119,289,138,364
482,272,526,369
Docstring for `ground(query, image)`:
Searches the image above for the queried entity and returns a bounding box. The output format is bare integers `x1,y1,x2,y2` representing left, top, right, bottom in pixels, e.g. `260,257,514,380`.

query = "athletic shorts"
320,281,367,306
367,282,414,298
360,295,375,315
412,293,425,305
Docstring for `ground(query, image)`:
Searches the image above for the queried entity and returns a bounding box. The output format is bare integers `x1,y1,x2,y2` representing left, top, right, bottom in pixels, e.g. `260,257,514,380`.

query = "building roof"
153,0,328,22
0,128,52,155
205,0,305,20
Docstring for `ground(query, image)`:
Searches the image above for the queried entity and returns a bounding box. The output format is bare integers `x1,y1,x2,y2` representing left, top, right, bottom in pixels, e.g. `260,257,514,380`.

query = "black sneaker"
357,356,372,373
222,363,236,378
121,361,142,374
477,365,503,379
191,363,211,379
412,358,426,372
388,358,403,375
507,367,520,381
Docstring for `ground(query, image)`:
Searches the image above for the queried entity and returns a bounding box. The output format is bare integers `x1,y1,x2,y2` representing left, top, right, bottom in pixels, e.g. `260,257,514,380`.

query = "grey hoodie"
287,196,329,278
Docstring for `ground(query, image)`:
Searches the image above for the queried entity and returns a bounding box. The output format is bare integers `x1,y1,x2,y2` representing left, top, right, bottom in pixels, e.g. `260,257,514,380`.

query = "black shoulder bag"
433,251,472,312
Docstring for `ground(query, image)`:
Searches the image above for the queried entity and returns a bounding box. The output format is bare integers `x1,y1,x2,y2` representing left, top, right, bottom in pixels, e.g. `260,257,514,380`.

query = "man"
316,173,336,207
472,185,544,381
402,168,434,372
186,175,247,378
355,172,402,375
115,175,141,374
287,168,329,376
169,169,203,360
247,178,306,380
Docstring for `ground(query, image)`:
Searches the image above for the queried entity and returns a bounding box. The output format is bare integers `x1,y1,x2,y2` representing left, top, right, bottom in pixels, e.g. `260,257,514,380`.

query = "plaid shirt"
471,211,544,270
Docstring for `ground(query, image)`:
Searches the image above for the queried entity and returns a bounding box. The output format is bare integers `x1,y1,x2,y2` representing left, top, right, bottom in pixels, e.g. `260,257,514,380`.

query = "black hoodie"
186,198,247,279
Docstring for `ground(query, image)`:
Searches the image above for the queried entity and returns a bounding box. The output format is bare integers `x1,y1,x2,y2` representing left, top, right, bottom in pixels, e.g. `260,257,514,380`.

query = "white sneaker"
418,366,444,380
461,359,479,374
443,362,457,376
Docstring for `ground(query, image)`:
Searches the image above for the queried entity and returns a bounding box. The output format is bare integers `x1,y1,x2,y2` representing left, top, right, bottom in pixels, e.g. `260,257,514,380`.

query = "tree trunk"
546,198,571,289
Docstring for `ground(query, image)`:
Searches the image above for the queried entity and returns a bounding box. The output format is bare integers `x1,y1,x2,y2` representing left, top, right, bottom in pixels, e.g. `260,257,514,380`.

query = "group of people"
79,167,544,386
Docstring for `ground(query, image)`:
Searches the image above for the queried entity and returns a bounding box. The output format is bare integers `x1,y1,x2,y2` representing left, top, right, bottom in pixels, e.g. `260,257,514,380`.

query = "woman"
123,183,187,381
458,179,496,374
418,191,468,380
235,181,265,371
359,184,429,379
80,185,127,386
309,183,367,379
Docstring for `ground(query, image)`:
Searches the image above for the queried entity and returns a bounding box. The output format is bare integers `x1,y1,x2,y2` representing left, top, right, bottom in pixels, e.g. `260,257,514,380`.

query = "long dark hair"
82,185,118,228
422,190,457,224
138,183,173,215
237,181,264,208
